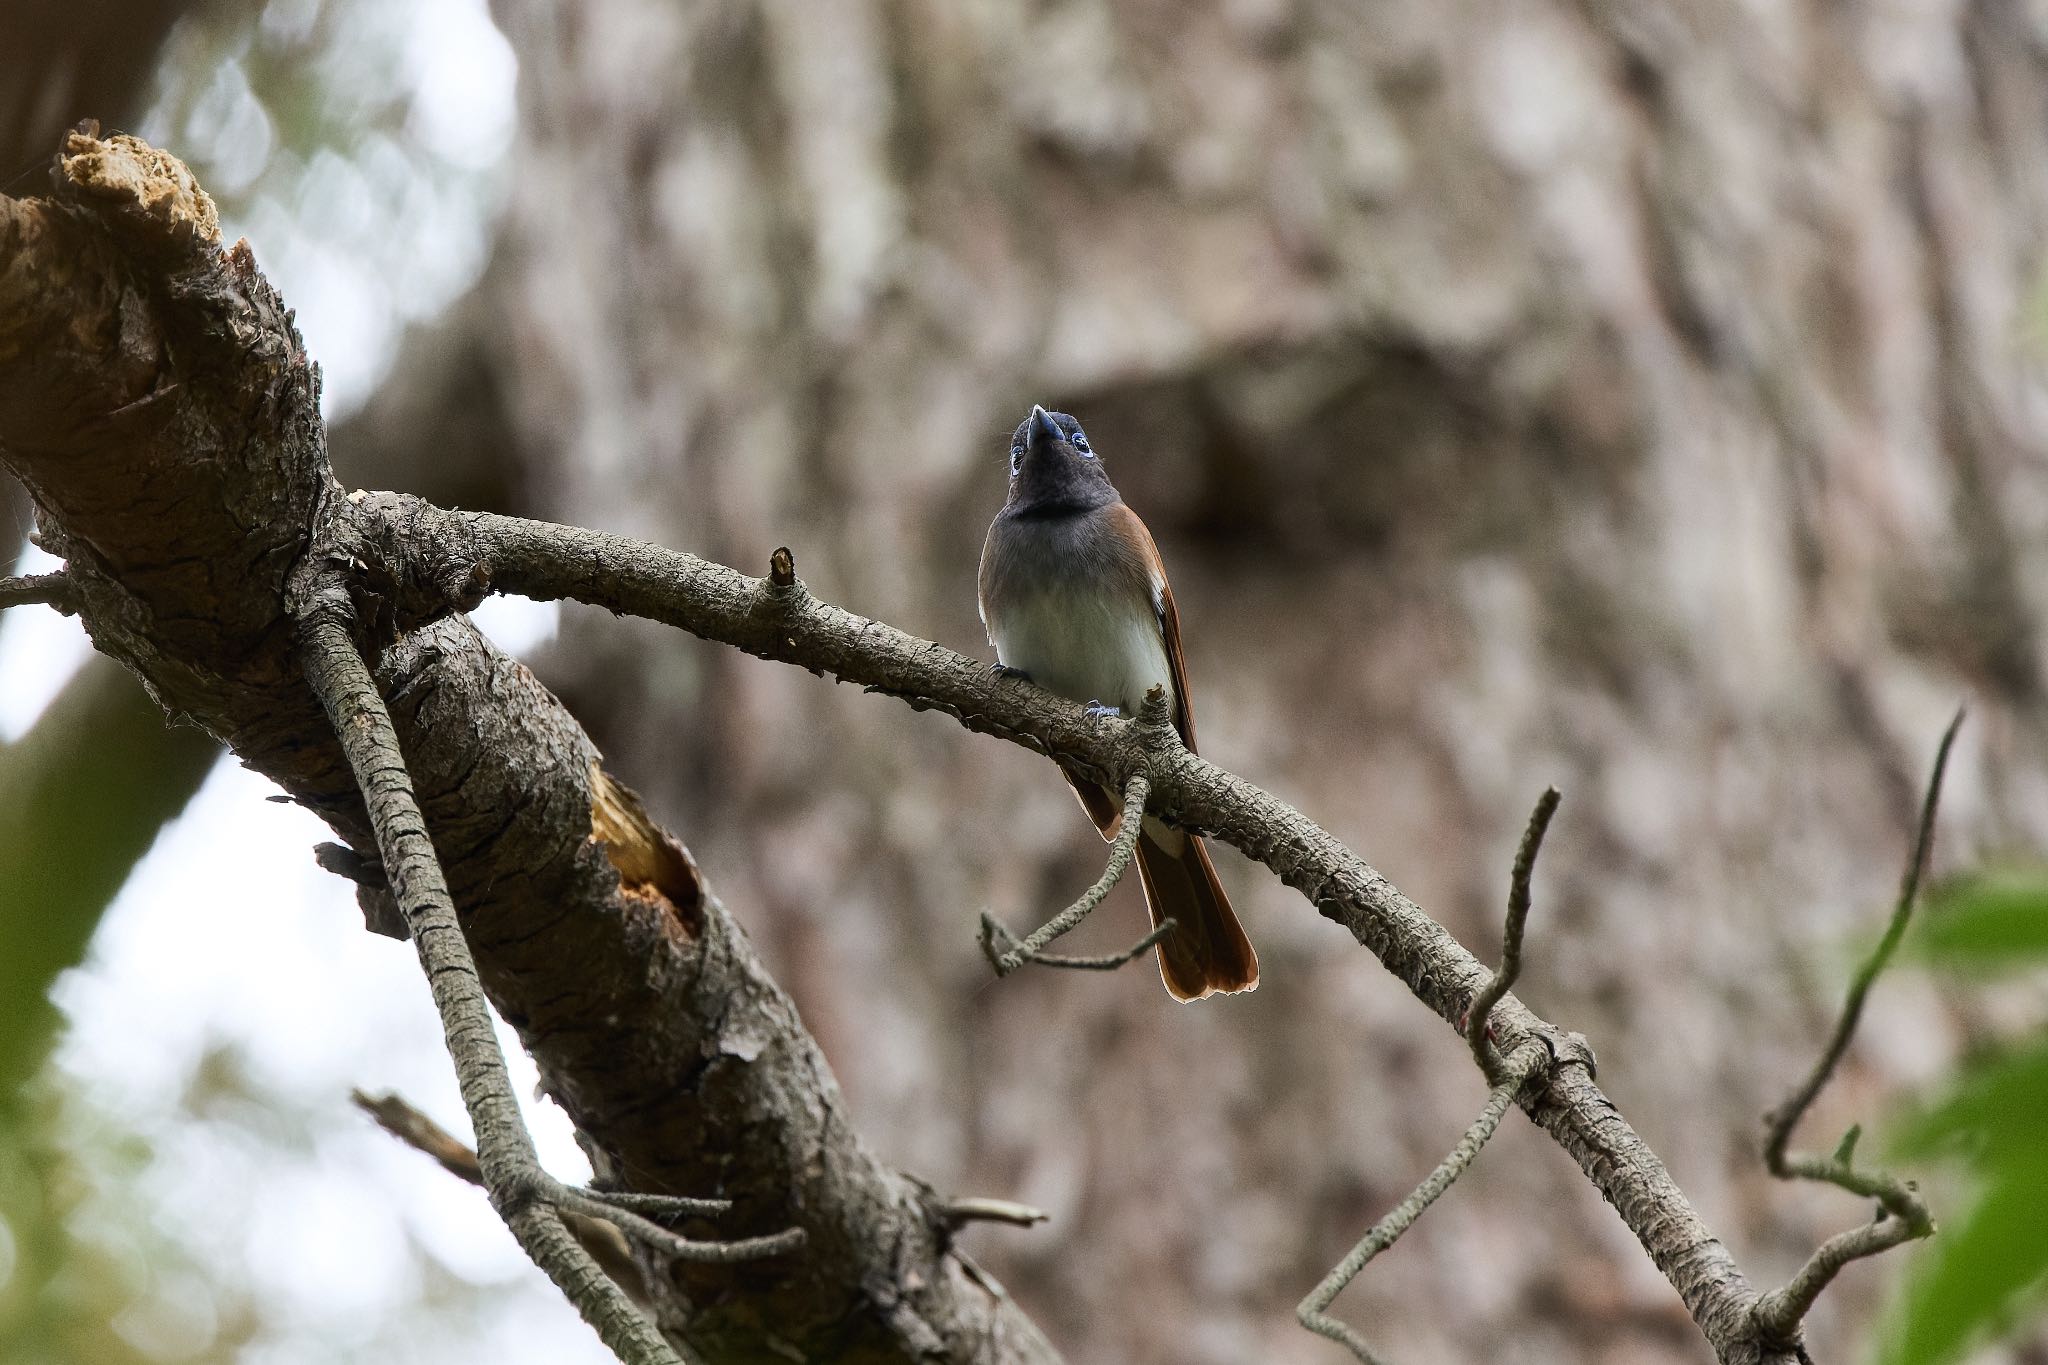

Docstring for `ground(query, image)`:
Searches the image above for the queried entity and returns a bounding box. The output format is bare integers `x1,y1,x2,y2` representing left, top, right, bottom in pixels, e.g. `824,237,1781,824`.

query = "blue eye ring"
1072,431,1092,455
1009,445,1024,475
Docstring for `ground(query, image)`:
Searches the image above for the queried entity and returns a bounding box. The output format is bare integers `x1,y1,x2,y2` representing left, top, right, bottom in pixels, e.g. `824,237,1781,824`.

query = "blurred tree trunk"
0,0,196,175
355,1,2048,1359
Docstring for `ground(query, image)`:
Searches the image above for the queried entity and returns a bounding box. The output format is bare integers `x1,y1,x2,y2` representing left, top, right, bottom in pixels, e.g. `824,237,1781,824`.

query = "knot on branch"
56,124,221,266
760,544,812,612
1133,683,1176,751
1551,1030,1597,1079
338,491,497,621
313,841,407,940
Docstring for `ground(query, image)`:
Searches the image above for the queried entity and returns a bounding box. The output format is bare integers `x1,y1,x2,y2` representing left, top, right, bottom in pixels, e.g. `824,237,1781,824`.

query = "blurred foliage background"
4,0,2048,1362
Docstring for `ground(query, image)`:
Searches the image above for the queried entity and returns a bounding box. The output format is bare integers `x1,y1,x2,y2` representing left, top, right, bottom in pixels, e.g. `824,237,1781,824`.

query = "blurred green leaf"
1915,872,2048,970
1877,1163,2048,1365
1891,1043,2048,1168
1881,865,2048,1363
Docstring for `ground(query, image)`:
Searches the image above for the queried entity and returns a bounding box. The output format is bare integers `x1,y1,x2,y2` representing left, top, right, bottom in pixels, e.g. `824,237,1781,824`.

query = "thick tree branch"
0,130,1063,1364
0,570,75,613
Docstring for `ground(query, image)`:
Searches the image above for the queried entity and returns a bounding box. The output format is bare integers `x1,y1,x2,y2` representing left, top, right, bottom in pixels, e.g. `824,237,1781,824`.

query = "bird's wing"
1106,502,1198,755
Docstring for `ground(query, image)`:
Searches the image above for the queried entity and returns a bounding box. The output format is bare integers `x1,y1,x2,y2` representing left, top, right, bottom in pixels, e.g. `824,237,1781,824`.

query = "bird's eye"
1072,431,1093,456
1009,446,1024,475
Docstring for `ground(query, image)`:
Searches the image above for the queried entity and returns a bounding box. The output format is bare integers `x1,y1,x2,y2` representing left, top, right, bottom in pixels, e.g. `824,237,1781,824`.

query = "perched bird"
978,404,1258,1000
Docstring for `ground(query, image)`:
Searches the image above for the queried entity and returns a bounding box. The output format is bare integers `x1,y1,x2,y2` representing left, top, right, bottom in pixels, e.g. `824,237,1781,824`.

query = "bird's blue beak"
1029,404,1064,449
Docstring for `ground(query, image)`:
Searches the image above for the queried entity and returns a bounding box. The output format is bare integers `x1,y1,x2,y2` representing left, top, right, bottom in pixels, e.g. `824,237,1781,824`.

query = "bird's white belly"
991,588,1172,718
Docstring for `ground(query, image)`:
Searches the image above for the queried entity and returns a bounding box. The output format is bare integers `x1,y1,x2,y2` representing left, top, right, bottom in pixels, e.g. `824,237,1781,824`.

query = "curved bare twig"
1751,710,1962,1344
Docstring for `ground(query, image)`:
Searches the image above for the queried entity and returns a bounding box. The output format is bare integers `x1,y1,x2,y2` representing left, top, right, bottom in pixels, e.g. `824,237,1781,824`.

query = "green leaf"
1883,1035,2048,1363
1915,873,2048,970
1889,1041,2048,1169
1878,1164,2048,1365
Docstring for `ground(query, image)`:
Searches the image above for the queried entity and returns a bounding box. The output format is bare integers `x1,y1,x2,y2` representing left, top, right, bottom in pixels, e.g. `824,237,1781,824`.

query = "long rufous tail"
1133,829,1258,1001
1065,774,1258,1000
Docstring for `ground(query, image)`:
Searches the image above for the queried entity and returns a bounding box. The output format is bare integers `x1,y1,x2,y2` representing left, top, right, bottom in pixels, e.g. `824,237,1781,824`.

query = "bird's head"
1005,404,1114,509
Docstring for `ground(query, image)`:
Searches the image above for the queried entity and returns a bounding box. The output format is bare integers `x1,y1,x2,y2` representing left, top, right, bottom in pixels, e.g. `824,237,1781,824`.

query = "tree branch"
1750,710,1962,1345
0,129,1065,1364
0,570,75,614
980,770,1158,975
1466,786,1561,1075
355,498,1795,1361
1299,1039,1550,1362
0,126,1937,1365
296,593,800,1363
1296,785,1567,1361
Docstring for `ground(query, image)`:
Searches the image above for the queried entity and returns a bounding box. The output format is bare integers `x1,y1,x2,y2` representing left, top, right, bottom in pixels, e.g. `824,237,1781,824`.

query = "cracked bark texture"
394,2,2048,1360
0,133,1058,1364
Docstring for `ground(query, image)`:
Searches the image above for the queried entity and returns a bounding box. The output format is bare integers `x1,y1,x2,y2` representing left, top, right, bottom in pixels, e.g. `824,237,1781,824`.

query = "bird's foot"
1083,701,1123,719
989,663,1033,682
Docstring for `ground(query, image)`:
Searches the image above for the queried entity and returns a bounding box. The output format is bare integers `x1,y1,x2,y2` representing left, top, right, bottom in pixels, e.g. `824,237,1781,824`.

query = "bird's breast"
988,583,1172,717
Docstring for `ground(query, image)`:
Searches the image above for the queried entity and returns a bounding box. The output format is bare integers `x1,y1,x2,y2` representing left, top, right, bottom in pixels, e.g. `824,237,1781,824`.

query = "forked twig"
979,914,1177,973
1751,710,1963,1345
980,773,1171,976
1300,787,1563,1361
1467,787,1561,1076
353,1088,655,1301
295,588,801,1365
1299,1040,1550,1361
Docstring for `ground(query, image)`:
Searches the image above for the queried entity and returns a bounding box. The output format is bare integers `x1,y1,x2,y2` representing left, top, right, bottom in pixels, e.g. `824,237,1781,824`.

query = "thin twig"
979,915,1176,974
1301,791,1562,1361
1466,787,1561,1075
981,773,1156,976
941,1197,1051,1229
297,596,801,1365
0,571,76,614
1298,1040,1550,1362
354,1087,658,1303
354,1087,483,1183
1751,709,1963,1345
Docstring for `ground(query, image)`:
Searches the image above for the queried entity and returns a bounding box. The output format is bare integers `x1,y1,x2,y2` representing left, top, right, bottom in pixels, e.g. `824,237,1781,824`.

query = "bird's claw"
1083,702,1123,719
989,663,1032,682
